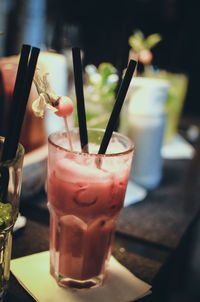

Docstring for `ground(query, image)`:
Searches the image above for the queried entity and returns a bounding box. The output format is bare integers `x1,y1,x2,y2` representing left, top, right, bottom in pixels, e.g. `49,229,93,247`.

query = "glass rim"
48,128,134,158
0,136,24,166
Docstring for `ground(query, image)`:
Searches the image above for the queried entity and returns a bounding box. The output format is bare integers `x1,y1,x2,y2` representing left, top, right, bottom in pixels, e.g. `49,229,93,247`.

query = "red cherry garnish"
55,96,74,117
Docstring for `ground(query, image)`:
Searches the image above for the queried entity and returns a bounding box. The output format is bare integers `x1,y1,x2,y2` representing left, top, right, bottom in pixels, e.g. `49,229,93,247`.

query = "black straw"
98,59,137,154
72,47,88,152
2,45,40,161
2,45,30,156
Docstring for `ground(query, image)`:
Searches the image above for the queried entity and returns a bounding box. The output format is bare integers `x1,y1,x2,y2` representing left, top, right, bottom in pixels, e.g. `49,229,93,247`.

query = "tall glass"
47,128,134,289
143,68,188,144
0,137,24,301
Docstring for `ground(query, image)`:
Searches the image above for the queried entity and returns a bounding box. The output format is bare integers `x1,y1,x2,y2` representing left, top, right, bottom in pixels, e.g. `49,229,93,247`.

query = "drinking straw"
1,45,30,160
72,47,88,153
1,45,40,161
98,59,137,154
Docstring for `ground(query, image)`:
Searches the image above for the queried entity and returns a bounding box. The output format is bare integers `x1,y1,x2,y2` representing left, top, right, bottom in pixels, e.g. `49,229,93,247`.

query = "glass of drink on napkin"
0,137,24,300
47,128,134,289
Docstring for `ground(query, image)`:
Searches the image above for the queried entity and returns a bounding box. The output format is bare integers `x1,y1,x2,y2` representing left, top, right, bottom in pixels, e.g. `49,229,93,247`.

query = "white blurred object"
37,51,70,134
124,180,147,207
38,52,68,96
13,214,27,232
129,115,166,189
128,77,169,115
161,133,195,159
186,125,199,143
127,77,169,190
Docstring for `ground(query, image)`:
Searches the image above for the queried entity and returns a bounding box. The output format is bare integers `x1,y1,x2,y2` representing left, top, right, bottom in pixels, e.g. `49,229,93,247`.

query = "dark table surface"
4,125,200,302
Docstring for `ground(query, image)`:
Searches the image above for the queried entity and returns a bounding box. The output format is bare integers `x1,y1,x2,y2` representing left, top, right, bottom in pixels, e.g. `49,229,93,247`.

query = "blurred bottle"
143,68,188,144
120,77,169,190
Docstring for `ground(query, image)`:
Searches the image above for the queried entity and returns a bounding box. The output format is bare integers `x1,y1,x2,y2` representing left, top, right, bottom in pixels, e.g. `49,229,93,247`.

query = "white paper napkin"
124,180,147,207
13,214,27,232
161,133,195,159
11,251,151,302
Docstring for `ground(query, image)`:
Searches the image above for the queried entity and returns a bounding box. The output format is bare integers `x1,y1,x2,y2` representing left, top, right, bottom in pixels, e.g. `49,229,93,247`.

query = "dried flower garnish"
32,69,59,118
32,69,74,151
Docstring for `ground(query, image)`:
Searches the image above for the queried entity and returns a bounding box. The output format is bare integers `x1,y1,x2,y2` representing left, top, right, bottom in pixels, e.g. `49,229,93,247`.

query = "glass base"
0,286,8,302
51,270,104,290
0,228,12,301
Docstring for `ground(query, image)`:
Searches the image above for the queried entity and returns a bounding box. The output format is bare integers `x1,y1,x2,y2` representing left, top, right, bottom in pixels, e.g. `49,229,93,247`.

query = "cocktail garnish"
0,202,12,228
32,70,74,150
32,70,60,118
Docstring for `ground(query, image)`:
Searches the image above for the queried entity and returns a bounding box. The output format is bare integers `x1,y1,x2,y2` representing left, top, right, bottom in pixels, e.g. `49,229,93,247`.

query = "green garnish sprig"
0,202,12,228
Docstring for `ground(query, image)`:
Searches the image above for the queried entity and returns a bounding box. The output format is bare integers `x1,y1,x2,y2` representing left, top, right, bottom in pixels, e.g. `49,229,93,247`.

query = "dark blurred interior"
0,0,199,118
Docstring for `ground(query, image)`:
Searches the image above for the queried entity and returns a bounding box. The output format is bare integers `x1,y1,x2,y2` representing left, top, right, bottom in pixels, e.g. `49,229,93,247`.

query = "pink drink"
48,128,134,289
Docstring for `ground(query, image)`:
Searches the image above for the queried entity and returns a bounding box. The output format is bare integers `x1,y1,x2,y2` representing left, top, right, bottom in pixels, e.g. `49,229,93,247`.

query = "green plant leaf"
129,30,162,52
144,33,162,49
98,63,116,86
128,30,145,52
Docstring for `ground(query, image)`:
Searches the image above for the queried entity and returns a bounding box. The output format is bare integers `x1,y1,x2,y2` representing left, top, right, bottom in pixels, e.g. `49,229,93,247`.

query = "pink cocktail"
47,128,134,289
